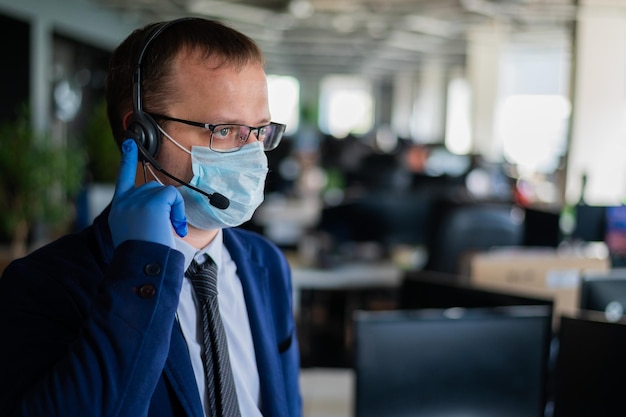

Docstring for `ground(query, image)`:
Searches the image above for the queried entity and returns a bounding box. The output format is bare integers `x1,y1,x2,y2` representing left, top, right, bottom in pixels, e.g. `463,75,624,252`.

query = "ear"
122,111,134,130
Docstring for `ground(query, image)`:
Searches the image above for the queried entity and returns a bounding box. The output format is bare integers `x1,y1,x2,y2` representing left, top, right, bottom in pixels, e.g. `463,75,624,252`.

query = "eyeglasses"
149,113,285,153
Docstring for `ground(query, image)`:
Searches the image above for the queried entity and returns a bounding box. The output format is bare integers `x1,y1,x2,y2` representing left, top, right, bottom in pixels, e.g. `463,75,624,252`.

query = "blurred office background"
2,0,626,255
2,1,626,416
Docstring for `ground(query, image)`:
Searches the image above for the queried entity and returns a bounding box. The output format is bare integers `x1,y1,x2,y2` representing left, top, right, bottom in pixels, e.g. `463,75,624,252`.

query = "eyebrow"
199,112,271,126
155,113,272,127
222,119,272,127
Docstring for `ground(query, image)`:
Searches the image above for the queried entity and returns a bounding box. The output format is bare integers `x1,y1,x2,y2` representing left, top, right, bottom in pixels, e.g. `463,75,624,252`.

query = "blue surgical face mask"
157,126,269,230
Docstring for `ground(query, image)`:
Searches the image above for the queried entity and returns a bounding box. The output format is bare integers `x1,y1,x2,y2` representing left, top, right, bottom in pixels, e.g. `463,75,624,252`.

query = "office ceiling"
93,0,576,79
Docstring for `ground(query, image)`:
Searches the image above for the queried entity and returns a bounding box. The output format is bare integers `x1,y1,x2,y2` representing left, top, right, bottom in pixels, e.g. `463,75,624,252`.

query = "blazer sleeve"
0,239,184,417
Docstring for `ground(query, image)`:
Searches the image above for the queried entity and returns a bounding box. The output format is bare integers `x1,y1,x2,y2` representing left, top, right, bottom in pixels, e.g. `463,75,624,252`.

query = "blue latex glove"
109,139,187,248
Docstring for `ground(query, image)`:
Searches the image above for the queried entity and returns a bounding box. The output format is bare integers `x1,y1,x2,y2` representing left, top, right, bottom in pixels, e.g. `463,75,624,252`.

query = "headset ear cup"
124,112,161,161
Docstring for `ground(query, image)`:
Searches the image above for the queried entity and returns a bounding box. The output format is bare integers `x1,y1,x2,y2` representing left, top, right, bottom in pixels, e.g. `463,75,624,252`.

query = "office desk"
292,262,403,368
291,262,402,311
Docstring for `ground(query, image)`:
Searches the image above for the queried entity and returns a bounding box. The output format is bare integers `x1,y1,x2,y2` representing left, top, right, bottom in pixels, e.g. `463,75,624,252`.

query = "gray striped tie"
186,258,241,417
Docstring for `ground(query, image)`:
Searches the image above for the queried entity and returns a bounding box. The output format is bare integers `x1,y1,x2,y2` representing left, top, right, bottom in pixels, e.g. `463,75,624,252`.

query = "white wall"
566,0,626,205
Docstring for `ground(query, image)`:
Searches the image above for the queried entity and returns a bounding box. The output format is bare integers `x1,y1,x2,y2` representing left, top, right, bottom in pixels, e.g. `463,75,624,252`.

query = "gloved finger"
168,186,188,237
114,139,138,199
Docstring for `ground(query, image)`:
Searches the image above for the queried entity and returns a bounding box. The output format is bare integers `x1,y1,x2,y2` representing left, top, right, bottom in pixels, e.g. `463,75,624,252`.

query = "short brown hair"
105,17,265,146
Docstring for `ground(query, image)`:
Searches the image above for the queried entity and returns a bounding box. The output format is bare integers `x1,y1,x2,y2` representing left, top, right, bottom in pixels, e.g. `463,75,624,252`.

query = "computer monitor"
571,204,608,242
605,206,626,257
400,270,553,310
297,287,399,368
579,270,626,321
354,306,552,417
316,190,434,247
522,207,562,248
553,313,626,417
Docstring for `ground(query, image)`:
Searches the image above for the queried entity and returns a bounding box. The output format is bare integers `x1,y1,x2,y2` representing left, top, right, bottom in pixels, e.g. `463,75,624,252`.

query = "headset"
124,18,230,210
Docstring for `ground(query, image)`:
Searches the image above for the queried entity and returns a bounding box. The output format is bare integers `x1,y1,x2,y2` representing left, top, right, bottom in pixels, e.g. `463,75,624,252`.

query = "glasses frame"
149,112,285,153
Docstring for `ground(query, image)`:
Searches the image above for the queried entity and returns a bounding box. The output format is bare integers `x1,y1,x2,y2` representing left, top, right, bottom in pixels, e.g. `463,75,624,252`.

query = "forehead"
173,47,263,74
171,49,265,83
167,50,270,119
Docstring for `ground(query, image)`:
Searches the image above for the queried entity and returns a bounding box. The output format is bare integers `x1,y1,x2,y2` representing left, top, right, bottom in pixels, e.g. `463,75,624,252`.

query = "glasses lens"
210,123,285,152
262,123,285,151
211,124,249,153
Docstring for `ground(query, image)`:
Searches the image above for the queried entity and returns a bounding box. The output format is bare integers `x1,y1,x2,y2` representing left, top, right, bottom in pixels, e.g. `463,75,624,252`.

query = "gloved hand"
109,139,187,248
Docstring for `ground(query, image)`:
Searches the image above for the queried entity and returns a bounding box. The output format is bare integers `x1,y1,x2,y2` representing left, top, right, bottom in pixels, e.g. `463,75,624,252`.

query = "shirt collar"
175,229,224,272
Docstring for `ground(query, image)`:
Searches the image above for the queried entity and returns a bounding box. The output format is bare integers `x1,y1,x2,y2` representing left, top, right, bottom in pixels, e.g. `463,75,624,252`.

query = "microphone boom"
135,141,230,209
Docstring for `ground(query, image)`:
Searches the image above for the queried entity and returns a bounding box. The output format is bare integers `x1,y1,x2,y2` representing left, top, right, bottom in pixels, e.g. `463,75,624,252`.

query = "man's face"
155,50,271,183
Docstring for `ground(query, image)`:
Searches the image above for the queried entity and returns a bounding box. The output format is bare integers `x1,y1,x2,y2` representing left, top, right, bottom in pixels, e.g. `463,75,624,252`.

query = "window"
267,74,300,136
497,94,570,176
319,75,374,138
445,76,472,155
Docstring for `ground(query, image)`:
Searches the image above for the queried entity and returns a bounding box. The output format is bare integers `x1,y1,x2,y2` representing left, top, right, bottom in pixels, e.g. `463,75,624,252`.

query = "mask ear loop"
145,164,165,185
142,160,149,183
141,125,186,185
157,125,192,155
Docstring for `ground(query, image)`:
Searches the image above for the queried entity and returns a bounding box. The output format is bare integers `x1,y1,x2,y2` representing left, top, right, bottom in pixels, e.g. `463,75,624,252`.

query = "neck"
182,225,219,249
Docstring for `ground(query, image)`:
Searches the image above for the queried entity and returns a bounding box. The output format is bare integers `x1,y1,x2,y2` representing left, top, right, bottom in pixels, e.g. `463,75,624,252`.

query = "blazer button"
138,284,156,299
144,263,161,276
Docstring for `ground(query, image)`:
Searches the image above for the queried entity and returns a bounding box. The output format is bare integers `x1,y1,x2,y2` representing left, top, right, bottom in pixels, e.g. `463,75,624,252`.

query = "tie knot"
185,258,218,302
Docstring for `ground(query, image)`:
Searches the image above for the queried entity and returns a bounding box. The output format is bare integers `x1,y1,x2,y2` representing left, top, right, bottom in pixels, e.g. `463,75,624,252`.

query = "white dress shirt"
175,230,262,416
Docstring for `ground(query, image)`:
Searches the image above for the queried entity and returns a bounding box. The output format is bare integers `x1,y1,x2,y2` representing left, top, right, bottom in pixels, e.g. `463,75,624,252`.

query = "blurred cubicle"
296,243,626,417
289,168,626,416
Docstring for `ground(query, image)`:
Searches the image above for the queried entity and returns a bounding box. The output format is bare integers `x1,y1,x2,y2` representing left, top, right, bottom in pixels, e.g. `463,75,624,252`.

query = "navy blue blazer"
0,208,301,417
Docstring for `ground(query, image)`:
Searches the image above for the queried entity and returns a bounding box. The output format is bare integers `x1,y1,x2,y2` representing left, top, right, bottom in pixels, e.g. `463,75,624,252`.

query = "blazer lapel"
163,322,205,417
224,230,289,417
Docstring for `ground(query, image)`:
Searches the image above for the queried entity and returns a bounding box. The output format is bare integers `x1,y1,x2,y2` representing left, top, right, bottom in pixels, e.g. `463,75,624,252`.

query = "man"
0,17,301,417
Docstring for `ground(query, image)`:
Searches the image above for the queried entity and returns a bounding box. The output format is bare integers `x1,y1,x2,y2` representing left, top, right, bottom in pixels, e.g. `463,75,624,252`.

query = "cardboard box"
470,247,610,320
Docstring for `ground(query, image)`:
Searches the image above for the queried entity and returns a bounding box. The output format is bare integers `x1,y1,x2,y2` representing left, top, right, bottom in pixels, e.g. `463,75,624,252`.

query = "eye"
257,126,270,140
213,125,232,139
